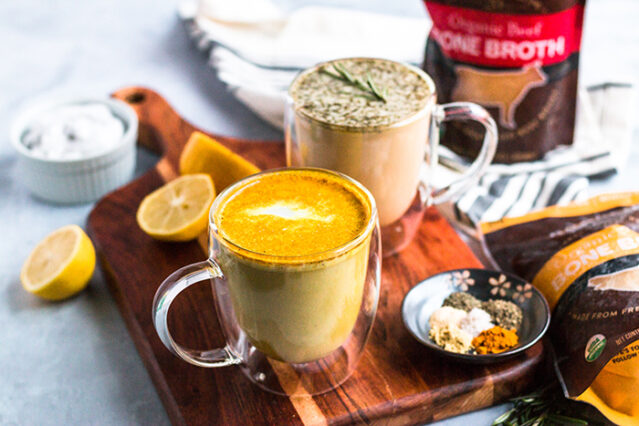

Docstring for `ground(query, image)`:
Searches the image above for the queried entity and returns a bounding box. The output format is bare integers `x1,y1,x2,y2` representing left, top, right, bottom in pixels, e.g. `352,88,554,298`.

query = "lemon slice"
136,174,215,241
179,131,260,192
20,225,96,301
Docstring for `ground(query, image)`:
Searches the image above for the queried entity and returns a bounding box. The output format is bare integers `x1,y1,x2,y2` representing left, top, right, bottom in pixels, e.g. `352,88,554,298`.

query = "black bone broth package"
422,0,586,163
481,193,639,425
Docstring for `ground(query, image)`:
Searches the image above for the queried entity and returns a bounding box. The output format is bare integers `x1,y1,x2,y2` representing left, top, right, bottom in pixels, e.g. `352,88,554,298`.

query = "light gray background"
1,0,638,425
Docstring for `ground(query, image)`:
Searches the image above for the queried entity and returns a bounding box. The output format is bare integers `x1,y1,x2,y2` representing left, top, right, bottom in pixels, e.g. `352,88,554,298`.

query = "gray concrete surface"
2,0,637,424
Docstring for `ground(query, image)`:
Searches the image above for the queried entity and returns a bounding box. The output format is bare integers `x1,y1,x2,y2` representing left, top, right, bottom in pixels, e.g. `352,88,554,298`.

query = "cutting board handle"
113,86,196,167
111,86,283,173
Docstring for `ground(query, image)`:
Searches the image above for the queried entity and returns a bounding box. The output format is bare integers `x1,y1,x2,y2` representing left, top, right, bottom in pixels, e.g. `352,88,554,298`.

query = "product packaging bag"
423,0,586,163
482,193,639,425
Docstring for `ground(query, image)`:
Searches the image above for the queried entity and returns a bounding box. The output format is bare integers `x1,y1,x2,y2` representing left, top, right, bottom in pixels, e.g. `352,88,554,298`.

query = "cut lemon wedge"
136,174,215,241
20,225,96,301
179,131,260,192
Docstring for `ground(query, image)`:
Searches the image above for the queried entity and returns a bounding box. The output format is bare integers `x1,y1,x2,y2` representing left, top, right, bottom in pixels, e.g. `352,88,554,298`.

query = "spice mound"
472,326,519,355
429,306,467,329
429,324,473,354
443,291,481,312
428,291,522,354
459,307,494,338
482,299,523,330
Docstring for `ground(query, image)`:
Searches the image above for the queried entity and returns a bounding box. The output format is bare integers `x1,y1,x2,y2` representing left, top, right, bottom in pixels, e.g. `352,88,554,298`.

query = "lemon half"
179,131,260,192
20,225,96,301
136,174,215,241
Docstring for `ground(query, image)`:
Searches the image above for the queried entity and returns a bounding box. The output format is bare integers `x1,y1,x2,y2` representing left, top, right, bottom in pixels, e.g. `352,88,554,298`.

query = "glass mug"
285,57,498,256
152,168,382,396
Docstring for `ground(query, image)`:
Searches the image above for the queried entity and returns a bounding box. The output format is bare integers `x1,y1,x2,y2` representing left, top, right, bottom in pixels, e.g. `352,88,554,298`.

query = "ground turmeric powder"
472,326,518,354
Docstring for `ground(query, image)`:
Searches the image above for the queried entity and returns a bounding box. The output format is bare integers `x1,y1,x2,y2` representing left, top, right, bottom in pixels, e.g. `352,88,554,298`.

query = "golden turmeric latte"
212,169,374,363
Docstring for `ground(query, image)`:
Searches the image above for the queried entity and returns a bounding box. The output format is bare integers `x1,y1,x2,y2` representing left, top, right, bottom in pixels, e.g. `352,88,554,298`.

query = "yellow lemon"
179,131,260,192
136,174,215,241
20,225,96,301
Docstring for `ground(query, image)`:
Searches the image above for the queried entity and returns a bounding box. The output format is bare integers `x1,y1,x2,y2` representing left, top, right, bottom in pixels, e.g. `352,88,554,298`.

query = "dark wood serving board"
87,87,545,425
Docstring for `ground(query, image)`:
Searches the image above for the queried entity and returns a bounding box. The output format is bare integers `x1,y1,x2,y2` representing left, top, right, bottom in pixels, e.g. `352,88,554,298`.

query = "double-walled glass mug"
153,168,381,395
285,57,498,256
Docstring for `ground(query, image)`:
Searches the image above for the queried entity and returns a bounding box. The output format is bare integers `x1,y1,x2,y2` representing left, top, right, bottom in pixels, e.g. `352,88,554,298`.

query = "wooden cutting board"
87,87,545,425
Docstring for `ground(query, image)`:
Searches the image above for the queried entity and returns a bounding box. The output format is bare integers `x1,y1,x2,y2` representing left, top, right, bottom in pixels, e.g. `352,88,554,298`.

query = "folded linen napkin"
179,1,430,127
180,1,636,229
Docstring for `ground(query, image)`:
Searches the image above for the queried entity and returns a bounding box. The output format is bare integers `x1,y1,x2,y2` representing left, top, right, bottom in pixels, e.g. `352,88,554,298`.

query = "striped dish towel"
179,1,636,229
445,83,635,227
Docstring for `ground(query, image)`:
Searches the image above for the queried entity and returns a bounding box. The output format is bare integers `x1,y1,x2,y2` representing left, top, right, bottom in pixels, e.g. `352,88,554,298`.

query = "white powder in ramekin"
21,103,124,160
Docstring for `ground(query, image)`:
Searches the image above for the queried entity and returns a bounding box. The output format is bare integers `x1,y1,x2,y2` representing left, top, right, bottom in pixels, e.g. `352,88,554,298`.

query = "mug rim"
209,167,378,265
287,57,437,133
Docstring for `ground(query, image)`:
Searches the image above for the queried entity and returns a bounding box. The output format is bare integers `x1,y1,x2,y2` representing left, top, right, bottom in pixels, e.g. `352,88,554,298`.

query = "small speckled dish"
10,96,138,204
402,268,550,364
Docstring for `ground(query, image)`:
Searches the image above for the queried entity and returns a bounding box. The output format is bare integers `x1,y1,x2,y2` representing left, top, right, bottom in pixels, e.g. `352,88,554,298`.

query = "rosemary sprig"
365,72,385,101
492,382,611,426
320,63,388,103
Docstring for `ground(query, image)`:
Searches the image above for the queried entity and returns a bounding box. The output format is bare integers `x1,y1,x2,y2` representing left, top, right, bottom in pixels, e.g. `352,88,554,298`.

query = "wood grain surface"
87,87,545,425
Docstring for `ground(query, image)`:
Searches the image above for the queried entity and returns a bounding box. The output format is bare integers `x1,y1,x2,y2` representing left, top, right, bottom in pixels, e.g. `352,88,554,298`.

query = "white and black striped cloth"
179,2,636,228
446,83,635,226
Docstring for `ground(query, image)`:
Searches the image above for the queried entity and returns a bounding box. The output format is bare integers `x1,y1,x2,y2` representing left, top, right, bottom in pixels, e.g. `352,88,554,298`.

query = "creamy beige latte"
288,58,434,226
213,169,373,364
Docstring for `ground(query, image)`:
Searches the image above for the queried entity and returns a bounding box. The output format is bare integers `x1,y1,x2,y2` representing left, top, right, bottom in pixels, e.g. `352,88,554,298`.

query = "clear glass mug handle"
152,260,241,368
427,102,498,205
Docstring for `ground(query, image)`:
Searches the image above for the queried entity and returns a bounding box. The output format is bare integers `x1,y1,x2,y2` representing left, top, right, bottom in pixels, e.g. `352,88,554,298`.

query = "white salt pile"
458,308,494,338
428,306,467,329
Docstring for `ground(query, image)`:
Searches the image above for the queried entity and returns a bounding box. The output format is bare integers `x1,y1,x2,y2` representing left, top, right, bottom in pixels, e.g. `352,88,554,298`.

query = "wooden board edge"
87,234,187,426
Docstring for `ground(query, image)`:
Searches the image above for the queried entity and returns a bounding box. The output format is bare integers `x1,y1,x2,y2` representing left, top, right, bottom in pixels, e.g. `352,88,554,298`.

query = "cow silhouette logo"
588,266,639,292
451,65,547,129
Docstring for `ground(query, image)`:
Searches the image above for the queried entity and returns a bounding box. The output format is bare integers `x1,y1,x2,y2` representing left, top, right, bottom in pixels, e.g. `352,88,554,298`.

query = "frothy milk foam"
217,169,370,259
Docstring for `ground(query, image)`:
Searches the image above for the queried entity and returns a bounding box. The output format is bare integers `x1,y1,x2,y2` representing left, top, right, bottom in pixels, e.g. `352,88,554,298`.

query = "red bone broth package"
423,0,586,163
481,193,639,424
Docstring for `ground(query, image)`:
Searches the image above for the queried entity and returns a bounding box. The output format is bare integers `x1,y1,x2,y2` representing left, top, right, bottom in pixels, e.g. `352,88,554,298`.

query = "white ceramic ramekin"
10,97,138,204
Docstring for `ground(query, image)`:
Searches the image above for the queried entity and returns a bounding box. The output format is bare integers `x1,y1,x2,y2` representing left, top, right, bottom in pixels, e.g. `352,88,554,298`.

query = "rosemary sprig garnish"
320,63,388,103
493,382,611,426
366,72,388,102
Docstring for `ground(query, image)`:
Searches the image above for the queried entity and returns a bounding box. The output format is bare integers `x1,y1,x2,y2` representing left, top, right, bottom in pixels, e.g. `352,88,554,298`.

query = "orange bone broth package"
481,193,639,425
